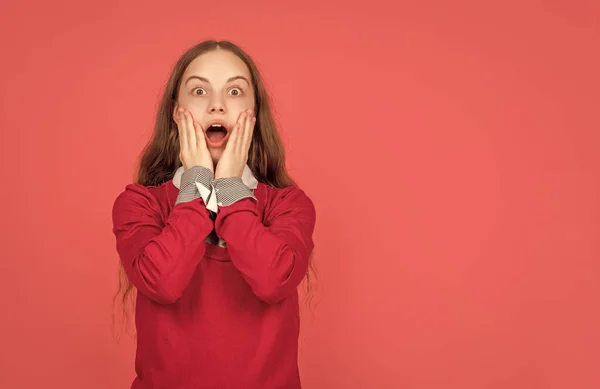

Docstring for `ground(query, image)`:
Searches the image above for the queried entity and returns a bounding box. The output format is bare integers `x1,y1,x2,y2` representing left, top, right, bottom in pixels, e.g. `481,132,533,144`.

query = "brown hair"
114,40,316,328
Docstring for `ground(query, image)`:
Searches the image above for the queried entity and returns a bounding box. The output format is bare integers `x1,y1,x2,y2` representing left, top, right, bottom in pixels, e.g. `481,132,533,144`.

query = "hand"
215,109,256,179
174,106,213,173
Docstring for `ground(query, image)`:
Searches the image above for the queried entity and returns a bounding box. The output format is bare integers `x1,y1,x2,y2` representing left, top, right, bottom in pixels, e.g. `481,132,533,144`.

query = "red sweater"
112,179,316,389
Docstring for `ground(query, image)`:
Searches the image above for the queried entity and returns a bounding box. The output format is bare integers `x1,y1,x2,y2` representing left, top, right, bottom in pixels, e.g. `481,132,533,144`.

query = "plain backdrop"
1,0,598,388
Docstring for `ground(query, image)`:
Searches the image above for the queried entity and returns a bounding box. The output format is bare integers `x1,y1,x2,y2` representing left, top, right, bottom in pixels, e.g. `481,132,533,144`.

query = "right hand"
174,106,213,173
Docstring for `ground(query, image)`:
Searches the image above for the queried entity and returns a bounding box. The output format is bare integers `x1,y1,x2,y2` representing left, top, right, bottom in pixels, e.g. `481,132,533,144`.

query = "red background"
1,1,598,388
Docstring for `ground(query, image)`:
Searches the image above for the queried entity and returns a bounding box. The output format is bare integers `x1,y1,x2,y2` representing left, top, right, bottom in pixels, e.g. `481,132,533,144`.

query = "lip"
205,119,229,128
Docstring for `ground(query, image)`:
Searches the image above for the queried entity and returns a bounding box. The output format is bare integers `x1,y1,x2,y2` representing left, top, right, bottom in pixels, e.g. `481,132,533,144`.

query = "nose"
208,96,226,113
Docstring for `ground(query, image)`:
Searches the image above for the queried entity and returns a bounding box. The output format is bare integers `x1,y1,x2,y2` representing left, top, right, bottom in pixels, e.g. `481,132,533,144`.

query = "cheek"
229,98,255,115
179,102,206,122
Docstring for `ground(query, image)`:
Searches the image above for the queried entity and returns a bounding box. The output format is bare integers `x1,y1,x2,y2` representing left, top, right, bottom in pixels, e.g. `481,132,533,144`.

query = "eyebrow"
185,75,251,86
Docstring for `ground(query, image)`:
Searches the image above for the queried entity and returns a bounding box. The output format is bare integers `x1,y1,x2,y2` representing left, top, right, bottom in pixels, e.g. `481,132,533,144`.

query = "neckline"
165,180,231,262
204,243,230,262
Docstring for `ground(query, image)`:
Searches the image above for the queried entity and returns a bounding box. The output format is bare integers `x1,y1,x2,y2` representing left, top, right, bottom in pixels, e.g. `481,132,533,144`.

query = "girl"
112,40,316,389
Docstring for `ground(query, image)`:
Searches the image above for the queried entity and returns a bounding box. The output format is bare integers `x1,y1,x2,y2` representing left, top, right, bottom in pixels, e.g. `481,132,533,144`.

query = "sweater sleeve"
112,184,214,304
214,186,316,304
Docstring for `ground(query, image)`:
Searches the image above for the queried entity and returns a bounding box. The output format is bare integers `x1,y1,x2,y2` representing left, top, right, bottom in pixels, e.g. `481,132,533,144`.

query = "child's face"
176,49,256,163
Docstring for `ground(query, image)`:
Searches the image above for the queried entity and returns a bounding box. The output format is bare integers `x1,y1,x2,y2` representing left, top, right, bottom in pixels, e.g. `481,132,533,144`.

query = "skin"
172,49,257,178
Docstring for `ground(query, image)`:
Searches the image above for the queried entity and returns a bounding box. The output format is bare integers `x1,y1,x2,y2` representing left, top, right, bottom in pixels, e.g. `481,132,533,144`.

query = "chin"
209,149,223,164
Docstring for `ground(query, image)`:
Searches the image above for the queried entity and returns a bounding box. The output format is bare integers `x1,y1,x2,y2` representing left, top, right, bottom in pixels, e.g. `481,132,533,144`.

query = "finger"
228,111,245,150
246,115,256,155
194,122,208,151
241,111,255,154
227,121,242,152
176,108,187,150
184,110,197,149
235,112,248,154
236,111,249,154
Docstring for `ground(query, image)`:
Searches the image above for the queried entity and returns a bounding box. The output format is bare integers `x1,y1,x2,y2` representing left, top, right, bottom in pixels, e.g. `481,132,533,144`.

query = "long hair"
114,40,316,330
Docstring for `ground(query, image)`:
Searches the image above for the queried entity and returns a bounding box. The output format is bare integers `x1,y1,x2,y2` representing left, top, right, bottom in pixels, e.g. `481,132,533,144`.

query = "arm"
214,184,316,304
112,171,214,304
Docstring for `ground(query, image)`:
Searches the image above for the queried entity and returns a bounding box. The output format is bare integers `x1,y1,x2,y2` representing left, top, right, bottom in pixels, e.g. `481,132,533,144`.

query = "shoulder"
112,182,170,223
257,183,316,221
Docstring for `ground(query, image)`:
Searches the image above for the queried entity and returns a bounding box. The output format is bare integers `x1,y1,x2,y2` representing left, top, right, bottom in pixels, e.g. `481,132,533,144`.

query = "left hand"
215,109,256,179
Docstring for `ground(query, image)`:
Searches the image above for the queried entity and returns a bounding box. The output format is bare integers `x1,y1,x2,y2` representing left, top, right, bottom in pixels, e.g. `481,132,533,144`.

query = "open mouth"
205,124,228,142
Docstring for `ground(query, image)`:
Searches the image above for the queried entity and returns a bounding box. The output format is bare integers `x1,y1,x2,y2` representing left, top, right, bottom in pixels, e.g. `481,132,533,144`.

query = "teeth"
211,124,222,127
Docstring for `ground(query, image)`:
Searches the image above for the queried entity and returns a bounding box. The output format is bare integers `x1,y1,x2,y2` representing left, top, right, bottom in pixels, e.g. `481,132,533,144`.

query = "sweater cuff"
175,166,213,205
212,177,256,207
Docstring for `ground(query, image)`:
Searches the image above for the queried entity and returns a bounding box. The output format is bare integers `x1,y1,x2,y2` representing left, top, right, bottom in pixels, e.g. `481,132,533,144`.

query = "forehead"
182,49,251,83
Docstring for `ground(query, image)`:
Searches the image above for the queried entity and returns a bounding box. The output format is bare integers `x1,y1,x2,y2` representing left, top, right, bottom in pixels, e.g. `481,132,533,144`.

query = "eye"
192,87,206,96
228,87,243,96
